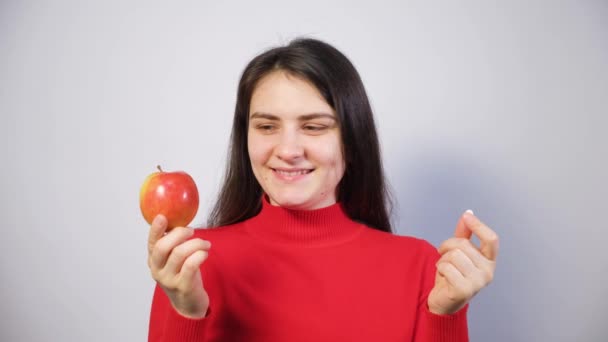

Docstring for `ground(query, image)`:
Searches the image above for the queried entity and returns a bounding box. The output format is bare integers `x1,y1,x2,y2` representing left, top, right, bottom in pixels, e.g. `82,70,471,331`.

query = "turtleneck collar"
244,195,364,247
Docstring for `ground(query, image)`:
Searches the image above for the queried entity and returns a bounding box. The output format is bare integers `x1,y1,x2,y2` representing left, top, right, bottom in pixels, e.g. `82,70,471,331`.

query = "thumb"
454,209,474,239
148,214,168,255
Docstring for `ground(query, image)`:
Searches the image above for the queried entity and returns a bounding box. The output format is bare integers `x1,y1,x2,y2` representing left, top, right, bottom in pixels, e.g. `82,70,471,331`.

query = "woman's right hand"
147,214,212,318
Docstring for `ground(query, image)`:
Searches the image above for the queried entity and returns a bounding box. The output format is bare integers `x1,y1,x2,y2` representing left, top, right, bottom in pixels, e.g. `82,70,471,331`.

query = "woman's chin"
270,197,306,209
268,193,311,209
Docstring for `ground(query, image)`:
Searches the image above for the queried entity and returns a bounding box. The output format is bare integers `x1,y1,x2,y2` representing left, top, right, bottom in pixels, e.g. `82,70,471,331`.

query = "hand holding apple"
142,166,211,318
139,165,199,230
148,215,211,318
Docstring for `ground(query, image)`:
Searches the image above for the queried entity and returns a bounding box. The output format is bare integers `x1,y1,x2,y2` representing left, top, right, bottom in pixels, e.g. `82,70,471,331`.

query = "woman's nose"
275,131,304,162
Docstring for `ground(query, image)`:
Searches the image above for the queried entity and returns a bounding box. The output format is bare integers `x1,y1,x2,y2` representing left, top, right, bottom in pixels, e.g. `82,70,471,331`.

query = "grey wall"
1,0,606,341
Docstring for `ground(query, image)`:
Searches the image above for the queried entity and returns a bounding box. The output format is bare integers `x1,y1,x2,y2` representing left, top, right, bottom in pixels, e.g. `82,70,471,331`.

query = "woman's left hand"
427,210,499,315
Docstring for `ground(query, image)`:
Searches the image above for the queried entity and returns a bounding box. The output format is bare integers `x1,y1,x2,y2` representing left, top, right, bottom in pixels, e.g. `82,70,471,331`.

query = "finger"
436,262,468,293
148,215,168,255
438,237,468,255
179,250,209,286
439,238,497,288
463,212,499,261
163,238,212,276
149,227,194,271
454,210,473,239
437,249,477,279
438,238,488,269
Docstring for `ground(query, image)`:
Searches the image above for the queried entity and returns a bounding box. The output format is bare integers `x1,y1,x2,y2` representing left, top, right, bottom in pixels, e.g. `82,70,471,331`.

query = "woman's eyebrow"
298,113,336,121
250,112,279,120
249,112,337,121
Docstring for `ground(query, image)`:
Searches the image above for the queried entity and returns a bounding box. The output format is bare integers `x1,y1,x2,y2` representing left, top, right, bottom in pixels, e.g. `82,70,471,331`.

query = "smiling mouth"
272,168,314,177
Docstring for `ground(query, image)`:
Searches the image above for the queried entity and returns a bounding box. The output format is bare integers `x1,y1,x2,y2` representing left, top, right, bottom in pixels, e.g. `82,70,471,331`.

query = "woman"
147,38,499,341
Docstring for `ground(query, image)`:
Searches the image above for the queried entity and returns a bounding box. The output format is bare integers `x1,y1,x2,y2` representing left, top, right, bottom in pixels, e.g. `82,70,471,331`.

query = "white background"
1,0,606,341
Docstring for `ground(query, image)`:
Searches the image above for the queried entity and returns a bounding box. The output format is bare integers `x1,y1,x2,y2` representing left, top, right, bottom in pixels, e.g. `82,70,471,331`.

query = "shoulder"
356,226,440,283
188,221,253,275
359,225,439,258
191,221,248,243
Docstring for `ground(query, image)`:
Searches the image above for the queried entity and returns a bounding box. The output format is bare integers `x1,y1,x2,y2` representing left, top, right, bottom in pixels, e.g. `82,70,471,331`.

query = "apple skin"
139,166,199,229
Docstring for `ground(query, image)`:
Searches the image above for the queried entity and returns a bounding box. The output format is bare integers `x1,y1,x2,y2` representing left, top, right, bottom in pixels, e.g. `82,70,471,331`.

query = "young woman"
147,38,499,342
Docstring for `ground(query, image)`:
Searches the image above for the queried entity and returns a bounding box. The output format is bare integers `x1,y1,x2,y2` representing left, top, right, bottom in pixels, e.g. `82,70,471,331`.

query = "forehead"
249,71,335,118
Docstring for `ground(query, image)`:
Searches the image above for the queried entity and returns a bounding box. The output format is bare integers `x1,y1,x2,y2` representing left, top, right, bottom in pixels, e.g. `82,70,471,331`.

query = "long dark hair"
207,37,393,233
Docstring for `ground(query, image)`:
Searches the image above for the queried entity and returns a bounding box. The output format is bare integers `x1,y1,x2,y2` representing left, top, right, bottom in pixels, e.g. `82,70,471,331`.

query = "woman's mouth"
272,168,314,181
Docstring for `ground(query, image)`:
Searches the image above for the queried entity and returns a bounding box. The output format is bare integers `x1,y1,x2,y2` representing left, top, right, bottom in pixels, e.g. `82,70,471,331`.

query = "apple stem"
157,165,163,172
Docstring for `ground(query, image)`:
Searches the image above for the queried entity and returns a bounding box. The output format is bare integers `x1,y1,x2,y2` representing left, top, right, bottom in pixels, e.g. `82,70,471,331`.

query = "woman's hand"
427,211,499,315
147,215,212,318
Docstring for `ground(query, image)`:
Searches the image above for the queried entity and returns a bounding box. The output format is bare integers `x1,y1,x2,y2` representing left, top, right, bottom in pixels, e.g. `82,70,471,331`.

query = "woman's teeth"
275,169,311,176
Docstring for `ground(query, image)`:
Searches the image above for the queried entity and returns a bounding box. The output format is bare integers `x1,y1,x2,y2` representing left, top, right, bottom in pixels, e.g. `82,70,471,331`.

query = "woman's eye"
257,124,276,132
303,125,327,131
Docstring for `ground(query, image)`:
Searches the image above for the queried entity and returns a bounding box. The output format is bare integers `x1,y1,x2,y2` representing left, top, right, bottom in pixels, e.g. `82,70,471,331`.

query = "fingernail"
152,215,165,225
465,209,474,215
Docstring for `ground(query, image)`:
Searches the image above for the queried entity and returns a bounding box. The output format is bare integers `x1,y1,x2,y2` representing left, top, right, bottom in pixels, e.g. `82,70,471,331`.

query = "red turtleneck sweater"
148,198,469,341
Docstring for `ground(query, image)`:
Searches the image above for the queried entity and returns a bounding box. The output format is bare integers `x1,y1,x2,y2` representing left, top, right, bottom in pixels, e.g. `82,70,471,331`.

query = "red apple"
139,165,199,229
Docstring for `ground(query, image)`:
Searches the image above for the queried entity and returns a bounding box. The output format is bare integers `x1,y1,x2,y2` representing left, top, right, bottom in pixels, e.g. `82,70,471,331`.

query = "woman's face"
248,70,345,210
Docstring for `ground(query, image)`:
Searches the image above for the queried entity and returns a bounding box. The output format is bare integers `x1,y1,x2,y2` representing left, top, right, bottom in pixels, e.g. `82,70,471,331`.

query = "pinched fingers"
462,212,500,261
429,212,500,315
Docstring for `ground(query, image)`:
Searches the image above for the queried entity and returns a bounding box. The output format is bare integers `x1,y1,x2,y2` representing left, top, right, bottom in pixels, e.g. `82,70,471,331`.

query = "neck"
244,195,363,247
